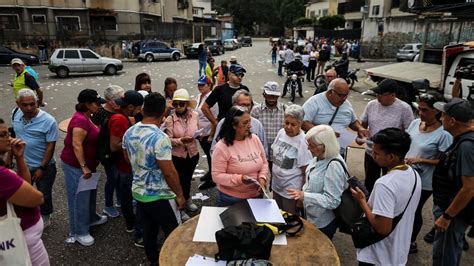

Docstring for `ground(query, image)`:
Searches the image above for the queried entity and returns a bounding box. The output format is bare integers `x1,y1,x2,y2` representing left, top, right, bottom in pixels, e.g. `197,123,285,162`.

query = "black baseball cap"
115,90,144,107
434,98,474,123
78,89,106,104
372,79,398,94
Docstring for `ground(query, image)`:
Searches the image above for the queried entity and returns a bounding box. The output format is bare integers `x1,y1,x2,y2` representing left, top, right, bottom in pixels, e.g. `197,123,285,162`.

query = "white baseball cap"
262,81,281,96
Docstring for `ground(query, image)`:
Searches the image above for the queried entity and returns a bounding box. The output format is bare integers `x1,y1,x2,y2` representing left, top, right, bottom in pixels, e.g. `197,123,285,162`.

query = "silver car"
396,43,422,62
49,48,123,78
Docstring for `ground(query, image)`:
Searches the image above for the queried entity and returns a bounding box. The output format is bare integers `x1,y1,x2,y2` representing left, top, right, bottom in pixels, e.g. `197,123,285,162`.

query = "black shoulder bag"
328,106,340,126
350,169,418,249
328,158,369,234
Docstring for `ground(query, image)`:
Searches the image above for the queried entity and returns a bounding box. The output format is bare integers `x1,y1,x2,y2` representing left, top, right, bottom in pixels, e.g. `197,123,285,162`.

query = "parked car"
48,48,123,78
223,39,238,51
241,36,252,47
204,38,225,55
230,38,242,49
134,40,182,62
0,45,39,65
185,43,201,59
396,43,423,62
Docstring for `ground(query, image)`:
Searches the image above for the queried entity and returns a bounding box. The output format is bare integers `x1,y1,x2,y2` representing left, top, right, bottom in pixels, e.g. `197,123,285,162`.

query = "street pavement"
0,40,472,265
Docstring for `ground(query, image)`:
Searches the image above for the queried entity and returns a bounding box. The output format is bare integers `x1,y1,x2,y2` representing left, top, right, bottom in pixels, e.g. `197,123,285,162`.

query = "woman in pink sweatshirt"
212,106,269,207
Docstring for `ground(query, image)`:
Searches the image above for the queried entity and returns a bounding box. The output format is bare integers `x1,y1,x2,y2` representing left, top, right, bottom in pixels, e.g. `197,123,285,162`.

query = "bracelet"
442,212,453,220
80,163,87,168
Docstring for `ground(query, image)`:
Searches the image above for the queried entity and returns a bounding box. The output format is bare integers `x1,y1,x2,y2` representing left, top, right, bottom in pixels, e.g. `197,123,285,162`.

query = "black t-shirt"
22,72,40,90
91,107,115,126
205,83,249,120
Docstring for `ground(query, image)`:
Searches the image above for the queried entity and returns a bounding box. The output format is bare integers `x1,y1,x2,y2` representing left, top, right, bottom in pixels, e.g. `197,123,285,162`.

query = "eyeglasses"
172,101,187,108
331,89,349,98
0,131,10,139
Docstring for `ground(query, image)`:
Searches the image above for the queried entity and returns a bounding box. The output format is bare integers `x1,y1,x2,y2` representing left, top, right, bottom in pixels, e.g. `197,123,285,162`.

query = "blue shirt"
13,109,58,168
122,122,176,202
303,155,348,228
405,119,452,190
210,117,268,158
302,93,357,132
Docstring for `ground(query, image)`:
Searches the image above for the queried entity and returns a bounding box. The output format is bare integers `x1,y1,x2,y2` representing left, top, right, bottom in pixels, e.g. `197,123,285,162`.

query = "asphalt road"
0,39,472,265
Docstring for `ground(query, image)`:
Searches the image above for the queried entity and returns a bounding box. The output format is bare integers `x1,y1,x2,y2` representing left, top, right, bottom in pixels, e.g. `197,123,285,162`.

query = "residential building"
337,0,364,30
305,0,338,19
193,0,217,17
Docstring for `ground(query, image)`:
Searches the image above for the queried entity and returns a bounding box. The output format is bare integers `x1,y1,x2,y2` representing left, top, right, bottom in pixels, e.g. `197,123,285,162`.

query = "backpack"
215,223,274,261
97,114,131,166
25,66,39,81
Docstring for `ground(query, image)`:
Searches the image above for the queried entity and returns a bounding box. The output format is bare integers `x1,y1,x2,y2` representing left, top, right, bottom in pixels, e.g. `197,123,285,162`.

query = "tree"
318,15,346,30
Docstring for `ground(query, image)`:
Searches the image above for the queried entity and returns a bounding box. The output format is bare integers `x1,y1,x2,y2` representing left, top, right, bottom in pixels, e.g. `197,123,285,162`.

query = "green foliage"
214,0,307,35
293,17,313,27
318,15,346,30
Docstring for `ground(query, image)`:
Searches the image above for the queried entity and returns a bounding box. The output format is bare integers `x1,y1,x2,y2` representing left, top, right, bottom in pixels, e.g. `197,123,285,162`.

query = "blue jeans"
271,53,277,64
118,170,143,240
61,161,101,236
217,191,245,207
432,205,469,266
319,218,337,240
198,61,206,77
30,164,57,215
39,49,47,61
278,61,283,76
104,164,120,208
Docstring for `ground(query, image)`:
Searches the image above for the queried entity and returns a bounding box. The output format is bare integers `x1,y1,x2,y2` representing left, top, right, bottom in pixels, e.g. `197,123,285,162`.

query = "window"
456,58,474,80
416,44,422,49
143,19,154,31
32,15,46,24
322,9,328,16
403,45,413,50
56,50,64,59
372,5,380,16
64,50,80,59
80,50,98,59
56,16,80,31
91,16,117,31
156,42,168,49
0,14,20,30
310,11,315,18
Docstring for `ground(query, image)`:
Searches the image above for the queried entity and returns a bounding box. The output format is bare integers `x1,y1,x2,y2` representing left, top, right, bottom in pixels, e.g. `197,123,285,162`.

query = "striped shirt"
251,102,286,159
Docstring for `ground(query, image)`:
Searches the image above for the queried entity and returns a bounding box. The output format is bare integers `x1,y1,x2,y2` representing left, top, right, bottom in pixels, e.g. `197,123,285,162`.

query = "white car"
223,39,238,50
49,48,123,78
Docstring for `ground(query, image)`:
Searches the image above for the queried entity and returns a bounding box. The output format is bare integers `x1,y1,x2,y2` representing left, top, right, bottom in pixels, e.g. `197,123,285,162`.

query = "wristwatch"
442,212,453,220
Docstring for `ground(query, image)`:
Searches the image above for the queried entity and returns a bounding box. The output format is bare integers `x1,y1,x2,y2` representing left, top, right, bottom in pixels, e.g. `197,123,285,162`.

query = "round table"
58,118,71,133
159,215,340,265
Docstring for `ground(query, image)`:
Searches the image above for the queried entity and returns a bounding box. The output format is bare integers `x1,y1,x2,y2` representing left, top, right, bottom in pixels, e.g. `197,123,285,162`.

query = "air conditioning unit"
360,5,368,14
408,0,427,10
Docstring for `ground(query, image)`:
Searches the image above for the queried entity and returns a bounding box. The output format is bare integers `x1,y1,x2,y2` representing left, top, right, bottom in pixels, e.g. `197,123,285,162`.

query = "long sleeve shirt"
164,110,199,158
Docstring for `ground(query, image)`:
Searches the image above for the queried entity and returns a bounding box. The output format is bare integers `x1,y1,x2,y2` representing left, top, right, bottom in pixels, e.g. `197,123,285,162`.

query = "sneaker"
186,200,198,212
76,234,95,246
409,242,418,254
134,238,144,248
90,214,108,226
114,202,121,208
198,180,216,190
424,228,435,244
42,214,52,228
103,207,120,218
180,210,191,222
65,234,76,244
126,226,135,233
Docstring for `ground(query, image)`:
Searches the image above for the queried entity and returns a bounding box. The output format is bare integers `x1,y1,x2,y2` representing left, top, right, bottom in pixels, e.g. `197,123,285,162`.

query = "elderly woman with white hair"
91,85,124,218
288,125,348,239
271,104,312,214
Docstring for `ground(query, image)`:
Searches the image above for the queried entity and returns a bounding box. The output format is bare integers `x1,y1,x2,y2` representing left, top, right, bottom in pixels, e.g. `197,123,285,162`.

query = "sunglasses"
172,101,187,108
231,72,245,78
331,89,349,98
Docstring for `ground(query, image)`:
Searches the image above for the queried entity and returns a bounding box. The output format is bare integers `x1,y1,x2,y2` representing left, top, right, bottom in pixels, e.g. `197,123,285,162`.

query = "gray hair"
327,78,347,91
16,88,38,101
232,89,252,105
305,125,340,159
284,104,304,121
104,85,124,101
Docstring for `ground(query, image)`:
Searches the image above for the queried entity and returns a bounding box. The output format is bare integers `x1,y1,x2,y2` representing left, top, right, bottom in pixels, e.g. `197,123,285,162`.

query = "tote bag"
0,202,32,266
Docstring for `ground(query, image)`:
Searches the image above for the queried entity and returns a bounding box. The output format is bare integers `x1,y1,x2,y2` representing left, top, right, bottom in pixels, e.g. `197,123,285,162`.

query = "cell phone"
348,177,370,197
8,127,16,138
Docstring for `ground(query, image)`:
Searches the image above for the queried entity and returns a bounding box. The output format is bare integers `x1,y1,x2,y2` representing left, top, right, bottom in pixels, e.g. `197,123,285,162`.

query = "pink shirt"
212,134,269,199
165,109,199,158
60,112,100,170
0,166,40,231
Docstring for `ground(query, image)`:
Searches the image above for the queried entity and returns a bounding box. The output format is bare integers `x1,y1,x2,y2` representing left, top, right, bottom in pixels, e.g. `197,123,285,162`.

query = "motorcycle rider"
314,69,337,95
282,54,305,98
334,52,349,78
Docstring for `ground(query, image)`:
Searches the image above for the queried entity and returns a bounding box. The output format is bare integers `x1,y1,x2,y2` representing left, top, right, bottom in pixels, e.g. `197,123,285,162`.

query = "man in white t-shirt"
359,79,414,193
352,128,421,265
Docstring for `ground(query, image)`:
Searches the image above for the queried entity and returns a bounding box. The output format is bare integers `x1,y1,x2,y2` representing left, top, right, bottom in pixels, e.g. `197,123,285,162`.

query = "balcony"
337,0,365,14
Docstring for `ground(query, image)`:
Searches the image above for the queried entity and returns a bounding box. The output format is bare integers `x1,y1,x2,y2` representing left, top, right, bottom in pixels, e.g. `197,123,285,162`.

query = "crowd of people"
1,51,473,266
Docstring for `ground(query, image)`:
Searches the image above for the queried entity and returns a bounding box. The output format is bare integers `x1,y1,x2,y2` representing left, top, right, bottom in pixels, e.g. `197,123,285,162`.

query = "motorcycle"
283,70,304,102
314,61,360,91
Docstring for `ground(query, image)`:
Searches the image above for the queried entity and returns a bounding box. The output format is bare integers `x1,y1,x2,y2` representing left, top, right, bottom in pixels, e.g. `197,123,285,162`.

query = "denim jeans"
39,49,47,61
118,170,143,239
199,61,206,77
319,218,337,240
277,61,283,76
432,204,469,266
61,161,100,236
217,191,245,207
271,54,277,64
104,164,120,208
30,164,57,215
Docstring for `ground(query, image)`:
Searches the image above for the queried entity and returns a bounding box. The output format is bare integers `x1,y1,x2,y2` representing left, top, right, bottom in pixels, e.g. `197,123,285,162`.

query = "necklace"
389,164,408,172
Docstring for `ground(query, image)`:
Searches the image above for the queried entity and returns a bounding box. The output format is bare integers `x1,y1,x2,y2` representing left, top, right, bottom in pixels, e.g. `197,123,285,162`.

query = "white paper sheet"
185,254,226,266
193,206,287,245
247,199,285,224
337,129,357,149
76,173,100,194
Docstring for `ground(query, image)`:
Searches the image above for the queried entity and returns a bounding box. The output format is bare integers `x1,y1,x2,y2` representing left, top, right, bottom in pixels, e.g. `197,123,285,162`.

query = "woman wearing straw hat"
164,89,199,221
